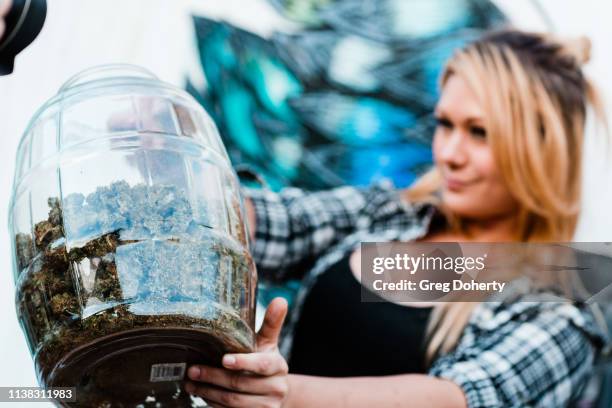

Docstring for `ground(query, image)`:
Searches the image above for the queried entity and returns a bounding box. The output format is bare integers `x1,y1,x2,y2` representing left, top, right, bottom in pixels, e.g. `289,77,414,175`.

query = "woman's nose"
438,131,468,168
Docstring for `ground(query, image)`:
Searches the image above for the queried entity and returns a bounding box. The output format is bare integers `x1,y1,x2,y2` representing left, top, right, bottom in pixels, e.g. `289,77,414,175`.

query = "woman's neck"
458,213,519,242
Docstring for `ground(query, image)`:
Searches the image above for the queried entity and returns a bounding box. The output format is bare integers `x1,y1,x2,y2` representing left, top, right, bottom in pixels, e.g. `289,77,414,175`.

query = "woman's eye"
470,126,487,139
435,117,453,129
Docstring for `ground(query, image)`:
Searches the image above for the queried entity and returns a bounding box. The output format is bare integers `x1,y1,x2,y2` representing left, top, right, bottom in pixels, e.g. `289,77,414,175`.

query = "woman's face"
432,74,518,219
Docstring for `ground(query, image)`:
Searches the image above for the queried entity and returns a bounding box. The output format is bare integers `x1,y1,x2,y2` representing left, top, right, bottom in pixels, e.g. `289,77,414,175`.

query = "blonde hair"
407,30,609,363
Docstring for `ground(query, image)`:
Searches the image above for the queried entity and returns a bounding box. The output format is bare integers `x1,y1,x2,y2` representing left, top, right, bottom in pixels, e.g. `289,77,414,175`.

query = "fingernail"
223,355,236,367
188,366,201,379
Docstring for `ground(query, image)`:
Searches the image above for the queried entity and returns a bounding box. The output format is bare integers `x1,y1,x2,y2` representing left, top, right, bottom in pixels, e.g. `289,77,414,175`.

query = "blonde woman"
185,30,608,407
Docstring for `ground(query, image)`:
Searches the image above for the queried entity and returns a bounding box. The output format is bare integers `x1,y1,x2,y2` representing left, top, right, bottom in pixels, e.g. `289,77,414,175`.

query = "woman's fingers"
185,297,289,406
256,297,288,351
187,365,288,396
221,351,289,376
185,382,280,408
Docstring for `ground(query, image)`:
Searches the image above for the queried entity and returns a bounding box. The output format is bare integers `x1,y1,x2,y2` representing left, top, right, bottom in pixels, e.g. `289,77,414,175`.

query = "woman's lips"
444,177,474,191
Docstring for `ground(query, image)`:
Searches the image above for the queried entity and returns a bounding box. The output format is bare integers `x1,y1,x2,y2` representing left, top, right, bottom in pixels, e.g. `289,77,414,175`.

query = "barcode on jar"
149,363,187,382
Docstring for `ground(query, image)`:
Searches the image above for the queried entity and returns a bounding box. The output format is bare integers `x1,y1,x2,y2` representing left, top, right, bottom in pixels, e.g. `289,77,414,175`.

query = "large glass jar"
9,65,257,407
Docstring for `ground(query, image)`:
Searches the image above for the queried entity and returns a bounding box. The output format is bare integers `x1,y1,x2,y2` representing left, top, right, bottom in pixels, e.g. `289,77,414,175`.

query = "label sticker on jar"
149,363,187,382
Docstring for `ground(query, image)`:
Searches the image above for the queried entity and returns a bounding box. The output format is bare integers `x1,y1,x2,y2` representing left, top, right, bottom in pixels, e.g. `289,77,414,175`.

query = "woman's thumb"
256,297,288,350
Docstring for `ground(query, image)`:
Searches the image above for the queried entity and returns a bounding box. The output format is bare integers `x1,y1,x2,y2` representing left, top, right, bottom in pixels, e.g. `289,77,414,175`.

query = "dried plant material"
15,182,255,407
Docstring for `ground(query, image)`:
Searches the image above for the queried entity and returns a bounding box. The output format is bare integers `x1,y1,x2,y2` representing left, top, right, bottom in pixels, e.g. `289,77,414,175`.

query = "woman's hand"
186,297,290,408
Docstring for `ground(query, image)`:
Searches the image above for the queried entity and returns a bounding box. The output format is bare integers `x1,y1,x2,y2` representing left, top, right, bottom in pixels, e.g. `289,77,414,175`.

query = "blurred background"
1,0,611,405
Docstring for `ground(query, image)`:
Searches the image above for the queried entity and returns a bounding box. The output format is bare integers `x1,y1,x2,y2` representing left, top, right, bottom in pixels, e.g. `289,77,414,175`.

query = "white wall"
0,1,610,402
0,1,286,399
496,0,612,241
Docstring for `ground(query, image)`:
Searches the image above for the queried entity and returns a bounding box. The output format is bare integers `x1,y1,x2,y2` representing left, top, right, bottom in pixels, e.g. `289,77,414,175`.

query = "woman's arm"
187,299,603,408
242,181,410,281
186,297,467,408
286,373,466,408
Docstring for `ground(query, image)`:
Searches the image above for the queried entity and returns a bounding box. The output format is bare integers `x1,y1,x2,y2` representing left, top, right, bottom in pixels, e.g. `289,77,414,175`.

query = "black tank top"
289,254,432,377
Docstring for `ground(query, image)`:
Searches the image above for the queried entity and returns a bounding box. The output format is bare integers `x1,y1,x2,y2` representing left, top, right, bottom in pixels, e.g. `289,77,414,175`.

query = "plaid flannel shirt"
243,180,608,408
